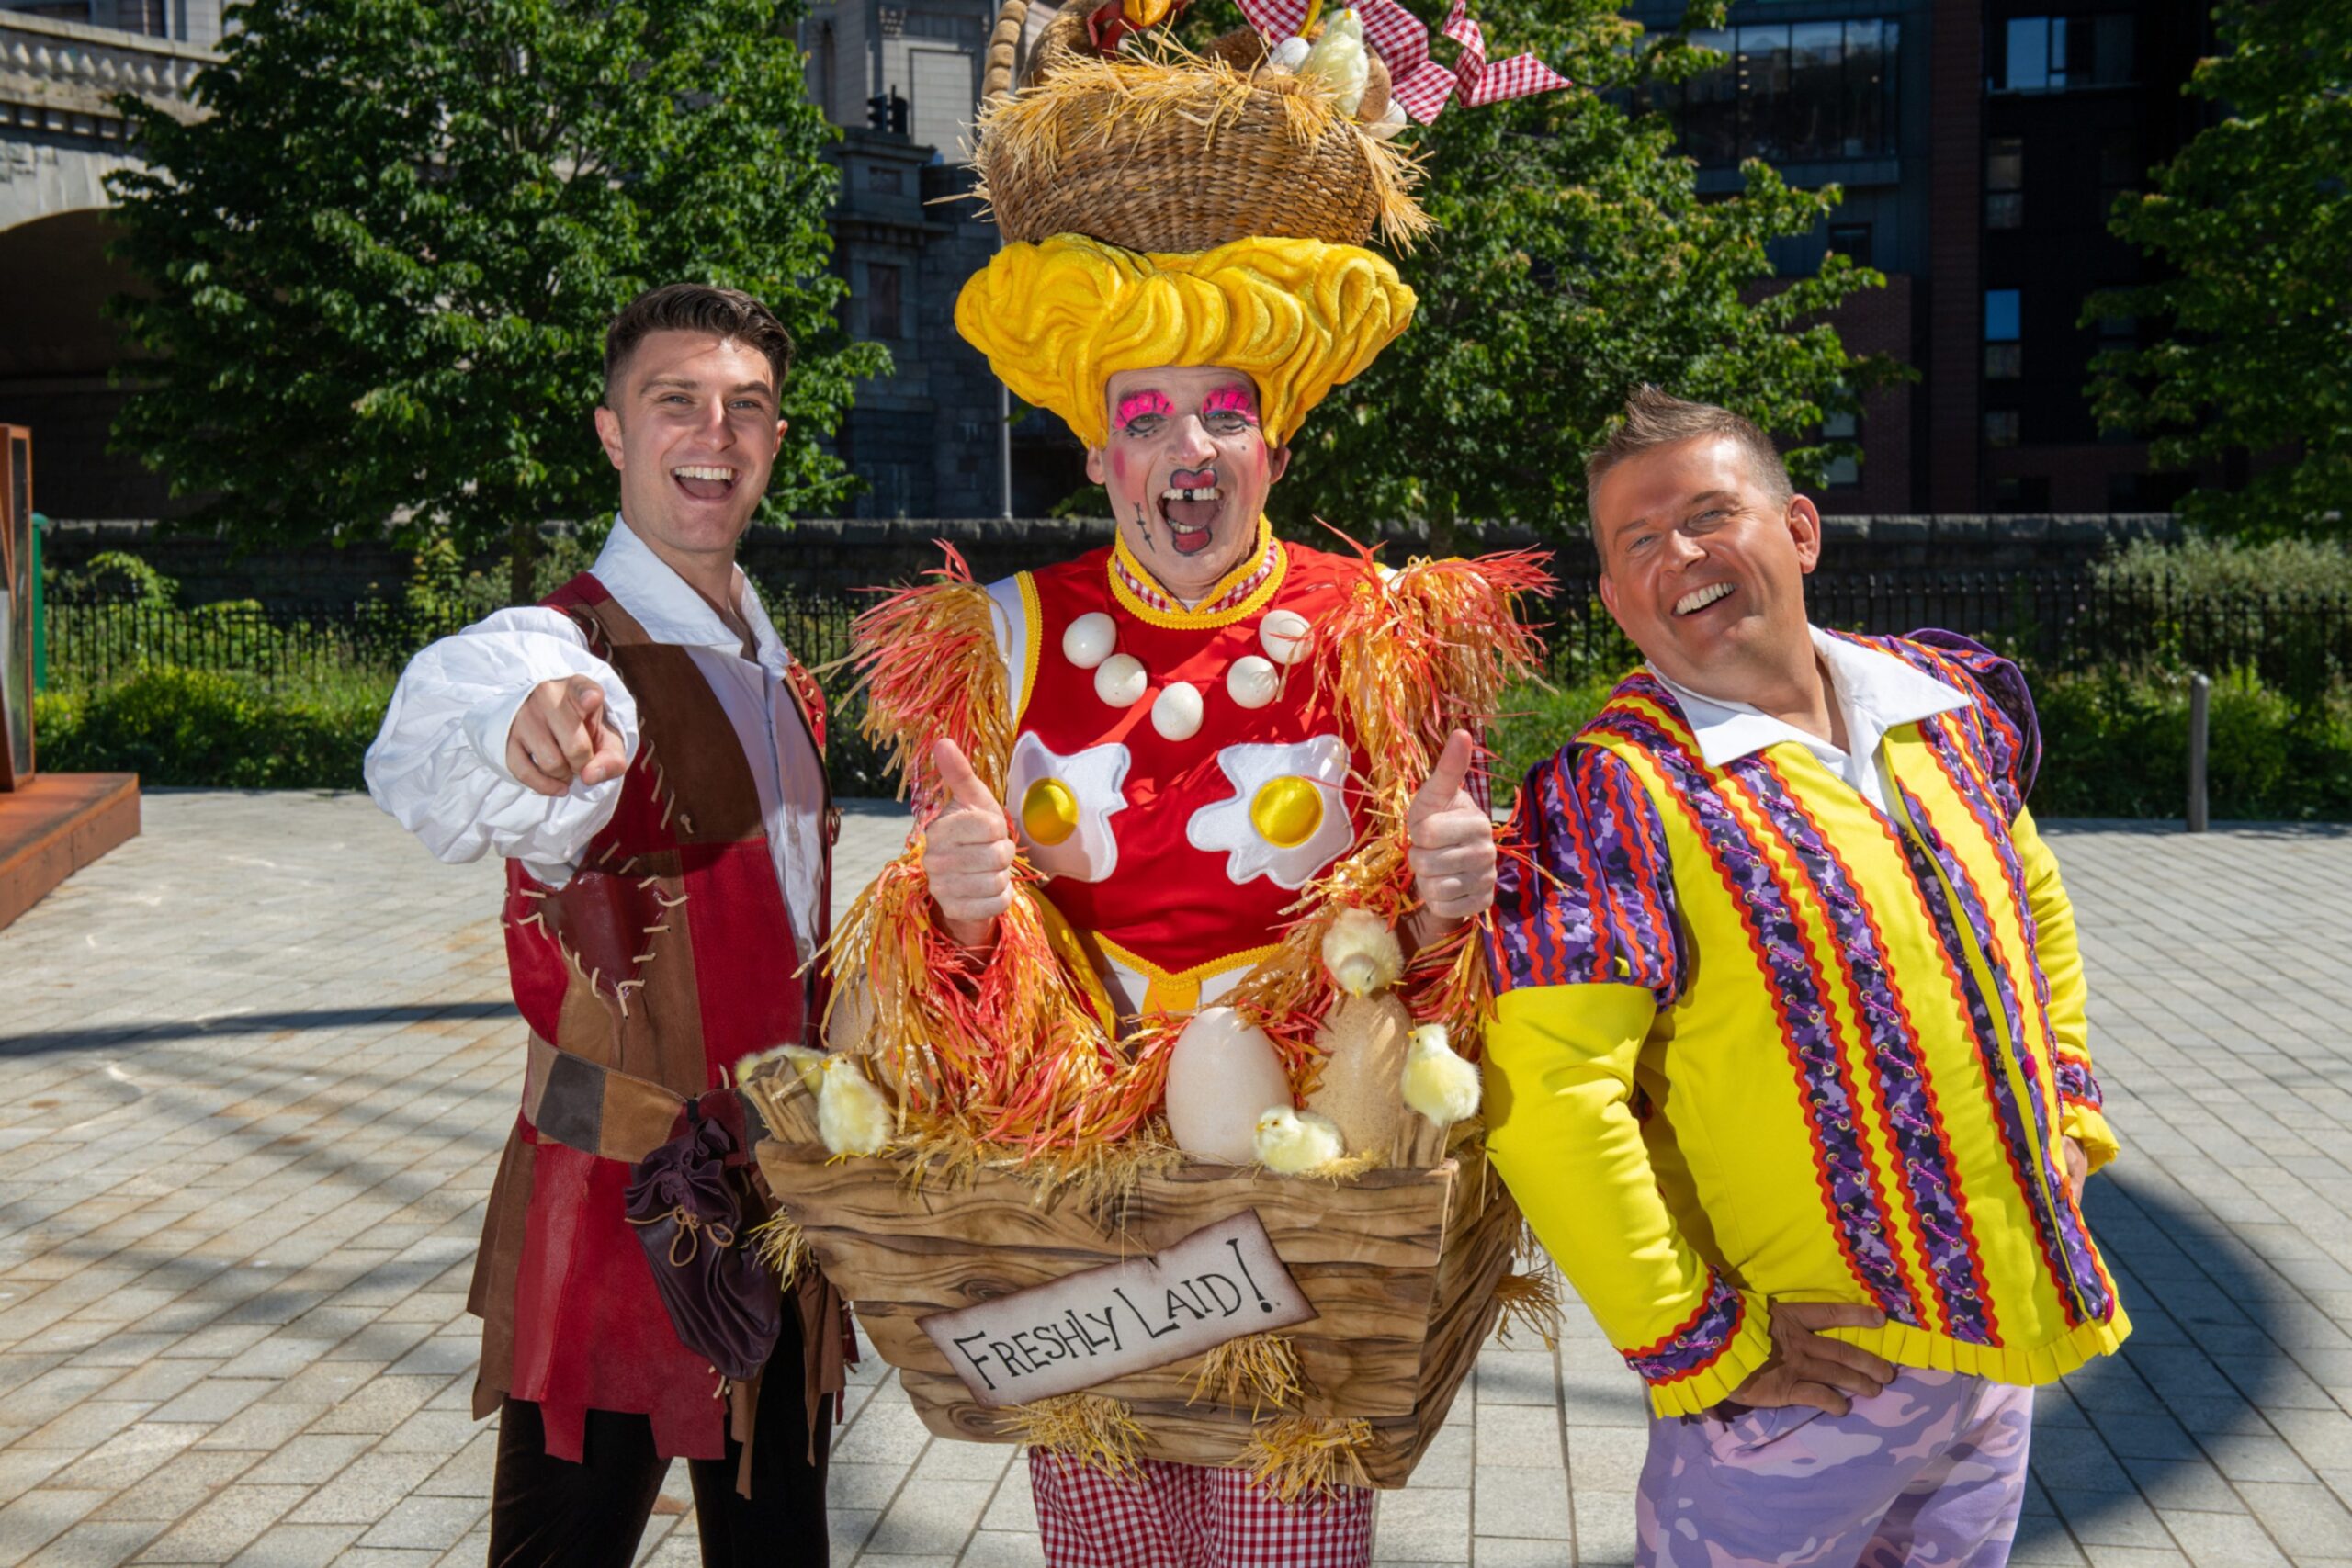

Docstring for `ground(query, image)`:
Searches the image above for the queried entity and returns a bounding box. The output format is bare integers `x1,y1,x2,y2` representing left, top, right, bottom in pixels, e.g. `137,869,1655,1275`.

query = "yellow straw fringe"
1188,1332,1306,1417
1491,1270,1566,1351
1238,1416,1374,1504
1000,1393,1148,1479
748,1211,811,1284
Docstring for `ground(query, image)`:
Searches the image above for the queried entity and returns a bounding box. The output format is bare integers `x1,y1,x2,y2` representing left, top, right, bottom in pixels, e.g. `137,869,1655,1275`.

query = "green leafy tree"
107,0,889,602
2085,0,2352,537
1247,0,1895,542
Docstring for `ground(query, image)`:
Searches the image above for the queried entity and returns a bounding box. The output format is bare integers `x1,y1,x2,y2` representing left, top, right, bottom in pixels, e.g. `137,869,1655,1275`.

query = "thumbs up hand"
1405,729,1497,925
922,737,1017,947
507,676,629,796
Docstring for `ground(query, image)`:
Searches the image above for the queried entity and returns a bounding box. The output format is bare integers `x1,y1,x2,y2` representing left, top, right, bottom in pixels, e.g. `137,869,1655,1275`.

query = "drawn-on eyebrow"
1115,389,1175,425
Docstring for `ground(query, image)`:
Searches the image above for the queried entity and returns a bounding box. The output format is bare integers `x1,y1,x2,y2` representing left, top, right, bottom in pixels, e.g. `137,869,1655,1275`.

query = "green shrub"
33,665,390,789
1490,676,1619,794
2097,535,2352,599
2030,666,2352,820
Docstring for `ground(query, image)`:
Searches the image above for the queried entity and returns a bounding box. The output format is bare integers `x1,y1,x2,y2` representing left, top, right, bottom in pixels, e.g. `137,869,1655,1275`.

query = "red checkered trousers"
1030,1451,1374,1568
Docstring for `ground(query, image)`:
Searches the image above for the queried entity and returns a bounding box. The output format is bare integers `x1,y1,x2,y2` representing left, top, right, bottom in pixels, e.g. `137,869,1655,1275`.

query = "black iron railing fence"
40,592,874,691
1541,573,2352,696
42,570,2352,777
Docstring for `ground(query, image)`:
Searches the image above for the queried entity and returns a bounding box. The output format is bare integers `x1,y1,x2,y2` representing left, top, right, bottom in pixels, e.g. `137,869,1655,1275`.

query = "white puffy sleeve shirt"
363,519,827,964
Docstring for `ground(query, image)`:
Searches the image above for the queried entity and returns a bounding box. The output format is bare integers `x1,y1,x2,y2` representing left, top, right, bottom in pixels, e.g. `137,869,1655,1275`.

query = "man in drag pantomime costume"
814,3,1571,1562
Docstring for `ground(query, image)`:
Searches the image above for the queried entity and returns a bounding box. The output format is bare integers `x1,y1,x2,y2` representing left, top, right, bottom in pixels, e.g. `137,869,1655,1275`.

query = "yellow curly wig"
955,233,1417,448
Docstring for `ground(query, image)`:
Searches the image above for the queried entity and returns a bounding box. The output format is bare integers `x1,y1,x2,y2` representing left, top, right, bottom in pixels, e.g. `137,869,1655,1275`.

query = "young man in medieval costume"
820,6,1570,1562
365,284,845,1568
1481,389,2131,1566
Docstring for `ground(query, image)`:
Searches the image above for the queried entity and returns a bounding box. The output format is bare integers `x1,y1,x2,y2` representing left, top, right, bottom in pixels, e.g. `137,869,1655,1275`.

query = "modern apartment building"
1623,0,2214,514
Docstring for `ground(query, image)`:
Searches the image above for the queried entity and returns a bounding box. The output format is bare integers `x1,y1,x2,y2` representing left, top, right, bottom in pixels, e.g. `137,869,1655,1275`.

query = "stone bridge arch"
0,8,210,519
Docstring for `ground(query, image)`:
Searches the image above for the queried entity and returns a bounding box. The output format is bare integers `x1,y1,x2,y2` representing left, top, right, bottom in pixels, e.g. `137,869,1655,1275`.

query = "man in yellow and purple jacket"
1483,388,2128,1567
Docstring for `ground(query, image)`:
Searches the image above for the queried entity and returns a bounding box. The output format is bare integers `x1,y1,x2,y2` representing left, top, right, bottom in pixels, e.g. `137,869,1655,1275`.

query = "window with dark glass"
865,263,903,340
1985,137,2023,231
1984,288,2021,380
1994,475,2051,511
1984,410,2021,448
1823,406,1860,488
1828,223,1873,268
1658,22,1898,167
1993,16,2136,94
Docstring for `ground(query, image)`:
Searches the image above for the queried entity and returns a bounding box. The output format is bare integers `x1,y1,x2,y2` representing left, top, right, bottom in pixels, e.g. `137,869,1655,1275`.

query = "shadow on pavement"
2016,1165,2296,1554
0,1001,514,1058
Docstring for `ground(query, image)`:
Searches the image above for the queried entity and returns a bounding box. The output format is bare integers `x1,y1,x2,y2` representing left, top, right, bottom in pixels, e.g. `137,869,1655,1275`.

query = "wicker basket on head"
973,0,1428,254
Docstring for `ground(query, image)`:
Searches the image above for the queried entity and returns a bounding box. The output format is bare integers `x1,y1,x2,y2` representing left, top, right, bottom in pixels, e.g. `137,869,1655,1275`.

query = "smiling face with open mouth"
1593,433,1825,703
1088,366,1291,604
594,329,786,581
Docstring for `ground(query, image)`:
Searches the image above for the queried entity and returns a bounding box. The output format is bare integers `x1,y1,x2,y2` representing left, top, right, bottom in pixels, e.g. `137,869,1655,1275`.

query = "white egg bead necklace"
1063,607,1315,725
1093,652,1148,708
1061,612,1117,670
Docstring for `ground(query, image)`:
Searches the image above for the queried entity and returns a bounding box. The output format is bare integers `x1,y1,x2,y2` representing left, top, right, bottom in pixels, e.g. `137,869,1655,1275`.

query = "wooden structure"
756,1131,1521,1486
0,426,139,931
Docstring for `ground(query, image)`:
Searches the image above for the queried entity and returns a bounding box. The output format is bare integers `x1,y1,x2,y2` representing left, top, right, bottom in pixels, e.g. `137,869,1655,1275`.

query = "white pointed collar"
1650,626,1969,771
593,513,793,673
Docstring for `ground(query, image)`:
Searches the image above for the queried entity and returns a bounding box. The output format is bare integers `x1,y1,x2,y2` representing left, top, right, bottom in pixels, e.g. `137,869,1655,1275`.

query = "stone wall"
37,513,2186,607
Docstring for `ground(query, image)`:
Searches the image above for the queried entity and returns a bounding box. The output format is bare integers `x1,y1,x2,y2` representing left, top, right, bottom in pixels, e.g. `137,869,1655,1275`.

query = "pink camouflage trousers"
1637,1370,2035,1567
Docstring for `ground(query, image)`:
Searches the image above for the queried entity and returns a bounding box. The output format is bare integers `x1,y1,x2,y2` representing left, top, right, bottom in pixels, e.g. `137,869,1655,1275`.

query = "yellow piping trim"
1108,519,1286,631
1093,934,1281,1018
1014,571,1043,724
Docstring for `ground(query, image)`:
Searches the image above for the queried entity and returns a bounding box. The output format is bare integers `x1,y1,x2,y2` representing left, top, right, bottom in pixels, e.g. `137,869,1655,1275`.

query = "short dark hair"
603,283,794,409
1585,386,1792,531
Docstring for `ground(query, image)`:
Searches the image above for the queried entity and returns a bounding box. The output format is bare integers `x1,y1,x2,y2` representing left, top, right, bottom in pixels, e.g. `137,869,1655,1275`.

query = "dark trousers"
486,1314,831,1568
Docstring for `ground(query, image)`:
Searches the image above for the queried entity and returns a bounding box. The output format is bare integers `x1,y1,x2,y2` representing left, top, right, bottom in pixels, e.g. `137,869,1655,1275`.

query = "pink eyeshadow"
1203,386,1261,423
1116,390,1175,425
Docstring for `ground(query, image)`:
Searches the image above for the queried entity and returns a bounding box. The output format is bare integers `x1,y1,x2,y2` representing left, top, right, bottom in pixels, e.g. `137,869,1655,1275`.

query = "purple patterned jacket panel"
1489,743,1687,1005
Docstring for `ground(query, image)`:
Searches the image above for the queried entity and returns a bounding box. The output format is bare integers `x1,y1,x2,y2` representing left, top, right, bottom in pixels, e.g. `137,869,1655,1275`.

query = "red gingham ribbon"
1236,0,1572,123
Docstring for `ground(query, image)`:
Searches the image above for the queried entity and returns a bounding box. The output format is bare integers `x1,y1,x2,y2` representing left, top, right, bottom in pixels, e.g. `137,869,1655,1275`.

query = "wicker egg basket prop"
972,0,1428,253
747,1066,1524,1486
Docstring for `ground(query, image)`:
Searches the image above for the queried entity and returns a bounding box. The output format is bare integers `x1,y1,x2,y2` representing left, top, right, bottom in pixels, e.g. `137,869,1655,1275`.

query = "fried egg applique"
1186,736,1355,889
1006,732,1128,884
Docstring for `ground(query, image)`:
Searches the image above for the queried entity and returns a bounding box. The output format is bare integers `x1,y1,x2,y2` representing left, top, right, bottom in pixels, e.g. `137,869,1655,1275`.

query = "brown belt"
522,1034,768,1164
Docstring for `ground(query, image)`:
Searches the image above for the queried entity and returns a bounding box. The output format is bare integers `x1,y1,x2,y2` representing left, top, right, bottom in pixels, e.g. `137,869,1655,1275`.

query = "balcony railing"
0,9,214,139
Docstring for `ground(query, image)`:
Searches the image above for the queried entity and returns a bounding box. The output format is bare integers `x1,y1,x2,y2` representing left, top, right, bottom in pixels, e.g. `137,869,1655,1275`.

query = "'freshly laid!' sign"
918,1211,1316,1407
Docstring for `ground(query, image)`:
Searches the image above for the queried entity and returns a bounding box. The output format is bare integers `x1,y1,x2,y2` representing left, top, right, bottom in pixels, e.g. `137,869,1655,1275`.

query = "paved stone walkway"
1,794,2349,1567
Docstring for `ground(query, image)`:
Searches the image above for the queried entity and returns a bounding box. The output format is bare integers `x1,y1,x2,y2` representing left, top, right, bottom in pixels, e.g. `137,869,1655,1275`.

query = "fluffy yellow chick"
1400,1024,1481,1127
778,1044,893,1157
1320,906,1403,998
1298,8,1370,118
1253,1105,1348,1173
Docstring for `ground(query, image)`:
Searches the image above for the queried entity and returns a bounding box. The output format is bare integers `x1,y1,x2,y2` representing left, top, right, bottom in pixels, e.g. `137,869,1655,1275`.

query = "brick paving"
1,793,2349,1566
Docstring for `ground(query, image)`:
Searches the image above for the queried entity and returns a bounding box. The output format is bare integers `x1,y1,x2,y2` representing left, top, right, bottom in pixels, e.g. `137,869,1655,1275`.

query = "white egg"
1165,1006,1294,1163
1094,652,1148,708
1227,654,1281,709
1260,608,1312,665
1151,682,1204,741
1267,34,1310,73
1061,611,1116,670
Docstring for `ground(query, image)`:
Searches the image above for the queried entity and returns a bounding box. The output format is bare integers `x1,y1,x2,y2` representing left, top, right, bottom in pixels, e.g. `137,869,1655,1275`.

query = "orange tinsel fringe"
843,543,1013,815
1227,536,1550,1094
1310,534,1555,805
